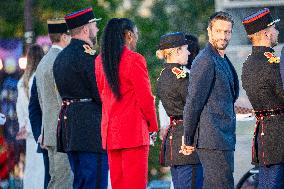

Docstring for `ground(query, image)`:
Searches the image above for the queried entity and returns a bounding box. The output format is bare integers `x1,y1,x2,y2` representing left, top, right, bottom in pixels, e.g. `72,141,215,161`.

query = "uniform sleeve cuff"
184,135,194,146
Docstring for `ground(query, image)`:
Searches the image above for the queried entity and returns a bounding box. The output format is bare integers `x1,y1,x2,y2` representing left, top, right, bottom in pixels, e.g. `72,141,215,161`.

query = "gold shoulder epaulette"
83,44,96,55
264,52,280,64
171,67,187,79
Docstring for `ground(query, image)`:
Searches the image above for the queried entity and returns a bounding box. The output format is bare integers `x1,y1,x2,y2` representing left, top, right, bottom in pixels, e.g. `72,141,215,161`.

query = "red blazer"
95,47,158,150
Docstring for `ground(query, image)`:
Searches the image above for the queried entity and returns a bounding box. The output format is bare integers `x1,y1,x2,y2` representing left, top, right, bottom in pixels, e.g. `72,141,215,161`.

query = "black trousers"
42,149,50,189
197,149,234,189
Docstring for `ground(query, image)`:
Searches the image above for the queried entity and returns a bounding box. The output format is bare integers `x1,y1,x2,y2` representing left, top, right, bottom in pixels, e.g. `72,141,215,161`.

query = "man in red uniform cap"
53,7,108,189
242,8,284,188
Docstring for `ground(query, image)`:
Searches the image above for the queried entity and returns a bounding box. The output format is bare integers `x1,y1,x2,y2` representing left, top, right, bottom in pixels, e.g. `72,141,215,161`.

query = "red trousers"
107,145,149,189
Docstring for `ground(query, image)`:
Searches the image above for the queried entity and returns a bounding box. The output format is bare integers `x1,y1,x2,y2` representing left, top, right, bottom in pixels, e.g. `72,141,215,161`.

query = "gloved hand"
149,132,157,146
0,113,6,125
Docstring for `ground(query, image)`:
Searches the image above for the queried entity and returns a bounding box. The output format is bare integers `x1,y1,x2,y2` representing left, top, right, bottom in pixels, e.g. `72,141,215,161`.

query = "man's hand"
0,113,6,125
159,128,167,140
149,132,157,146
179,144,195,155
16,126,27,140
37,134,48,150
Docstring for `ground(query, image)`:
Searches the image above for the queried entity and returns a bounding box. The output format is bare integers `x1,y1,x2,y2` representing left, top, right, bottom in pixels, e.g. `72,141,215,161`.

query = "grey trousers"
197,149,234,189
47,146,73,189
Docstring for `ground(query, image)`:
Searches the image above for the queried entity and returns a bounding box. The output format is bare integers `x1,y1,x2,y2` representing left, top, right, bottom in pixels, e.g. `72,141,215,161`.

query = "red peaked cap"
64,7,101,30
242,8,280,35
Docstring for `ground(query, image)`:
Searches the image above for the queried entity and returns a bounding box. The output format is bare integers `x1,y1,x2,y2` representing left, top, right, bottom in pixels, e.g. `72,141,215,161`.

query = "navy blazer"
28,77,43,153
183,43,239,150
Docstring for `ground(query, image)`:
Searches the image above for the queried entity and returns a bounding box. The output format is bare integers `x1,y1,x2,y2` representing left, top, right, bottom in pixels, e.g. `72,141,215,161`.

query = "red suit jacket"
95,47,158,150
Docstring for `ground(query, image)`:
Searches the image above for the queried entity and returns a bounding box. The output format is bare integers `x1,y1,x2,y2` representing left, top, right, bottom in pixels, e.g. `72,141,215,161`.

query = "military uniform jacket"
157,63,200,166
242,46,284,165
53,39,105,153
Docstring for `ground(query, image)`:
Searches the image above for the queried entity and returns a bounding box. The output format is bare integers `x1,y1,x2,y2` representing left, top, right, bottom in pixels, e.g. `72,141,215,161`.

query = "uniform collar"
164,63,183,68
51,44,63,50
252,46,274,54
70,38,89,46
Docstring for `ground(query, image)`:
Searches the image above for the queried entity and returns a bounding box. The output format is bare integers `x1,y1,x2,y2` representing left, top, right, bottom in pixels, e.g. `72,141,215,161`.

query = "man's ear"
61,34,67,42
260,30,268,39
174,47,180,56
82,25,89,34
207,27,211,35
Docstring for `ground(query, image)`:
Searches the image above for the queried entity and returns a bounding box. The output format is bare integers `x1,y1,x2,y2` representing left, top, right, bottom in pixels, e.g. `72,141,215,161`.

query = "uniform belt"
253,107,284,118
170,116,183,126
170,115,183,120
62,98,93,104
57,98,93,130
251,107,284,165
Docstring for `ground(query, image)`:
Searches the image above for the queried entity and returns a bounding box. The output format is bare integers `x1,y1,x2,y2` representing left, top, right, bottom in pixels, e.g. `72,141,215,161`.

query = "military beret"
64,7,101,30
158,32,188,50
47,18,68,34
242,8,280,35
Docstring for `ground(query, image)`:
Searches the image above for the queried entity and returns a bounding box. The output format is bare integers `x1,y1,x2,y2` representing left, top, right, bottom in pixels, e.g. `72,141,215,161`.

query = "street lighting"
0,58,3,71
18,57,27,70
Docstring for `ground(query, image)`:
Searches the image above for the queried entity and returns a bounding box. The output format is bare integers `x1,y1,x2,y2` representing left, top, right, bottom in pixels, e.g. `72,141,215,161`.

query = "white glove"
149,132,157,146
0,113,6,125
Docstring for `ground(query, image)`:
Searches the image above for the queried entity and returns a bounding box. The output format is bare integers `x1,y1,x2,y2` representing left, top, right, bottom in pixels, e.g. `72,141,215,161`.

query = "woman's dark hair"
185,34,200,69
101,18,135,100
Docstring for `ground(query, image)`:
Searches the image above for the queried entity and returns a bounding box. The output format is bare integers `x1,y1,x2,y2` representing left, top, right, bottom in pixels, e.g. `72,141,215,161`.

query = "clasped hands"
179,144,195,155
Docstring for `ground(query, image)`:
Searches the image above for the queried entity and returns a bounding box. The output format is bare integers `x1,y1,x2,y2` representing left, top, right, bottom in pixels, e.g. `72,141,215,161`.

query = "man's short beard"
88,28,97,46
212,39,229,51
271,40,278,48
90,36,97,46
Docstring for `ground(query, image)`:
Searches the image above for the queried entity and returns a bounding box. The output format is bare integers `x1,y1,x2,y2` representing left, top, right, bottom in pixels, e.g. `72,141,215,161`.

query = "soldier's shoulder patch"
83,44,96,55
264,52,280,64
171,67,187,79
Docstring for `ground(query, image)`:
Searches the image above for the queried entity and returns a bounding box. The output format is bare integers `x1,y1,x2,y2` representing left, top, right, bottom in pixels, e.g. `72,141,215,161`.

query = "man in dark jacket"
242,8,284,188
182,11,239,189
28,78,50,189
53,7,108,189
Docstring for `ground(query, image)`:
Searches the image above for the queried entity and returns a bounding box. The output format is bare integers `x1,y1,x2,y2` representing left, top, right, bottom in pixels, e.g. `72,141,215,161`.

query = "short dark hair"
208,11,234,29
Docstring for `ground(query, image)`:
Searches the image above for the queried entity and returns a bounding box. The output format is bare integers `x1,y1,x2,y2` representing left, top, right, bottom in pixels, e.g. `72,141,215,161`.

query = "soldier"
35,18,73,189
156,32,203,189
53,7,108,189
242,8,284,188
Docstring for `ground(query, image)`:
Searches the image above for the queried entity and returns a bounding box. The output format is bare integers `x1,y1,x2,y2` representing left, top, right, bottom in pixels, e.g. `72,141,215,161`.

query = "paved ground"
117,120,256,189
234,120,255,185
164,120,256,189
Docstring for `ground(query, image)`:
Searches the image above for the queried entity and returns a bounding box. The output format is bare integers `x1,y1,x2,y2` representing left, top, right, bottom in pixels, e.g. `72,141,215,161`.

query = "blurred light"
19,57,27,70
0,58,3,70
4,57,17,74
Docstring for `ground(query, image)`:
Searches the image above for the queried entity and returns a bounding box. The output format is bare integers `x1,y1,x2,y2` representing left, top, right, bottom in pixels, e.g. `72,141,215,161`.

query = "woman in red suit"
95,18,158,189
